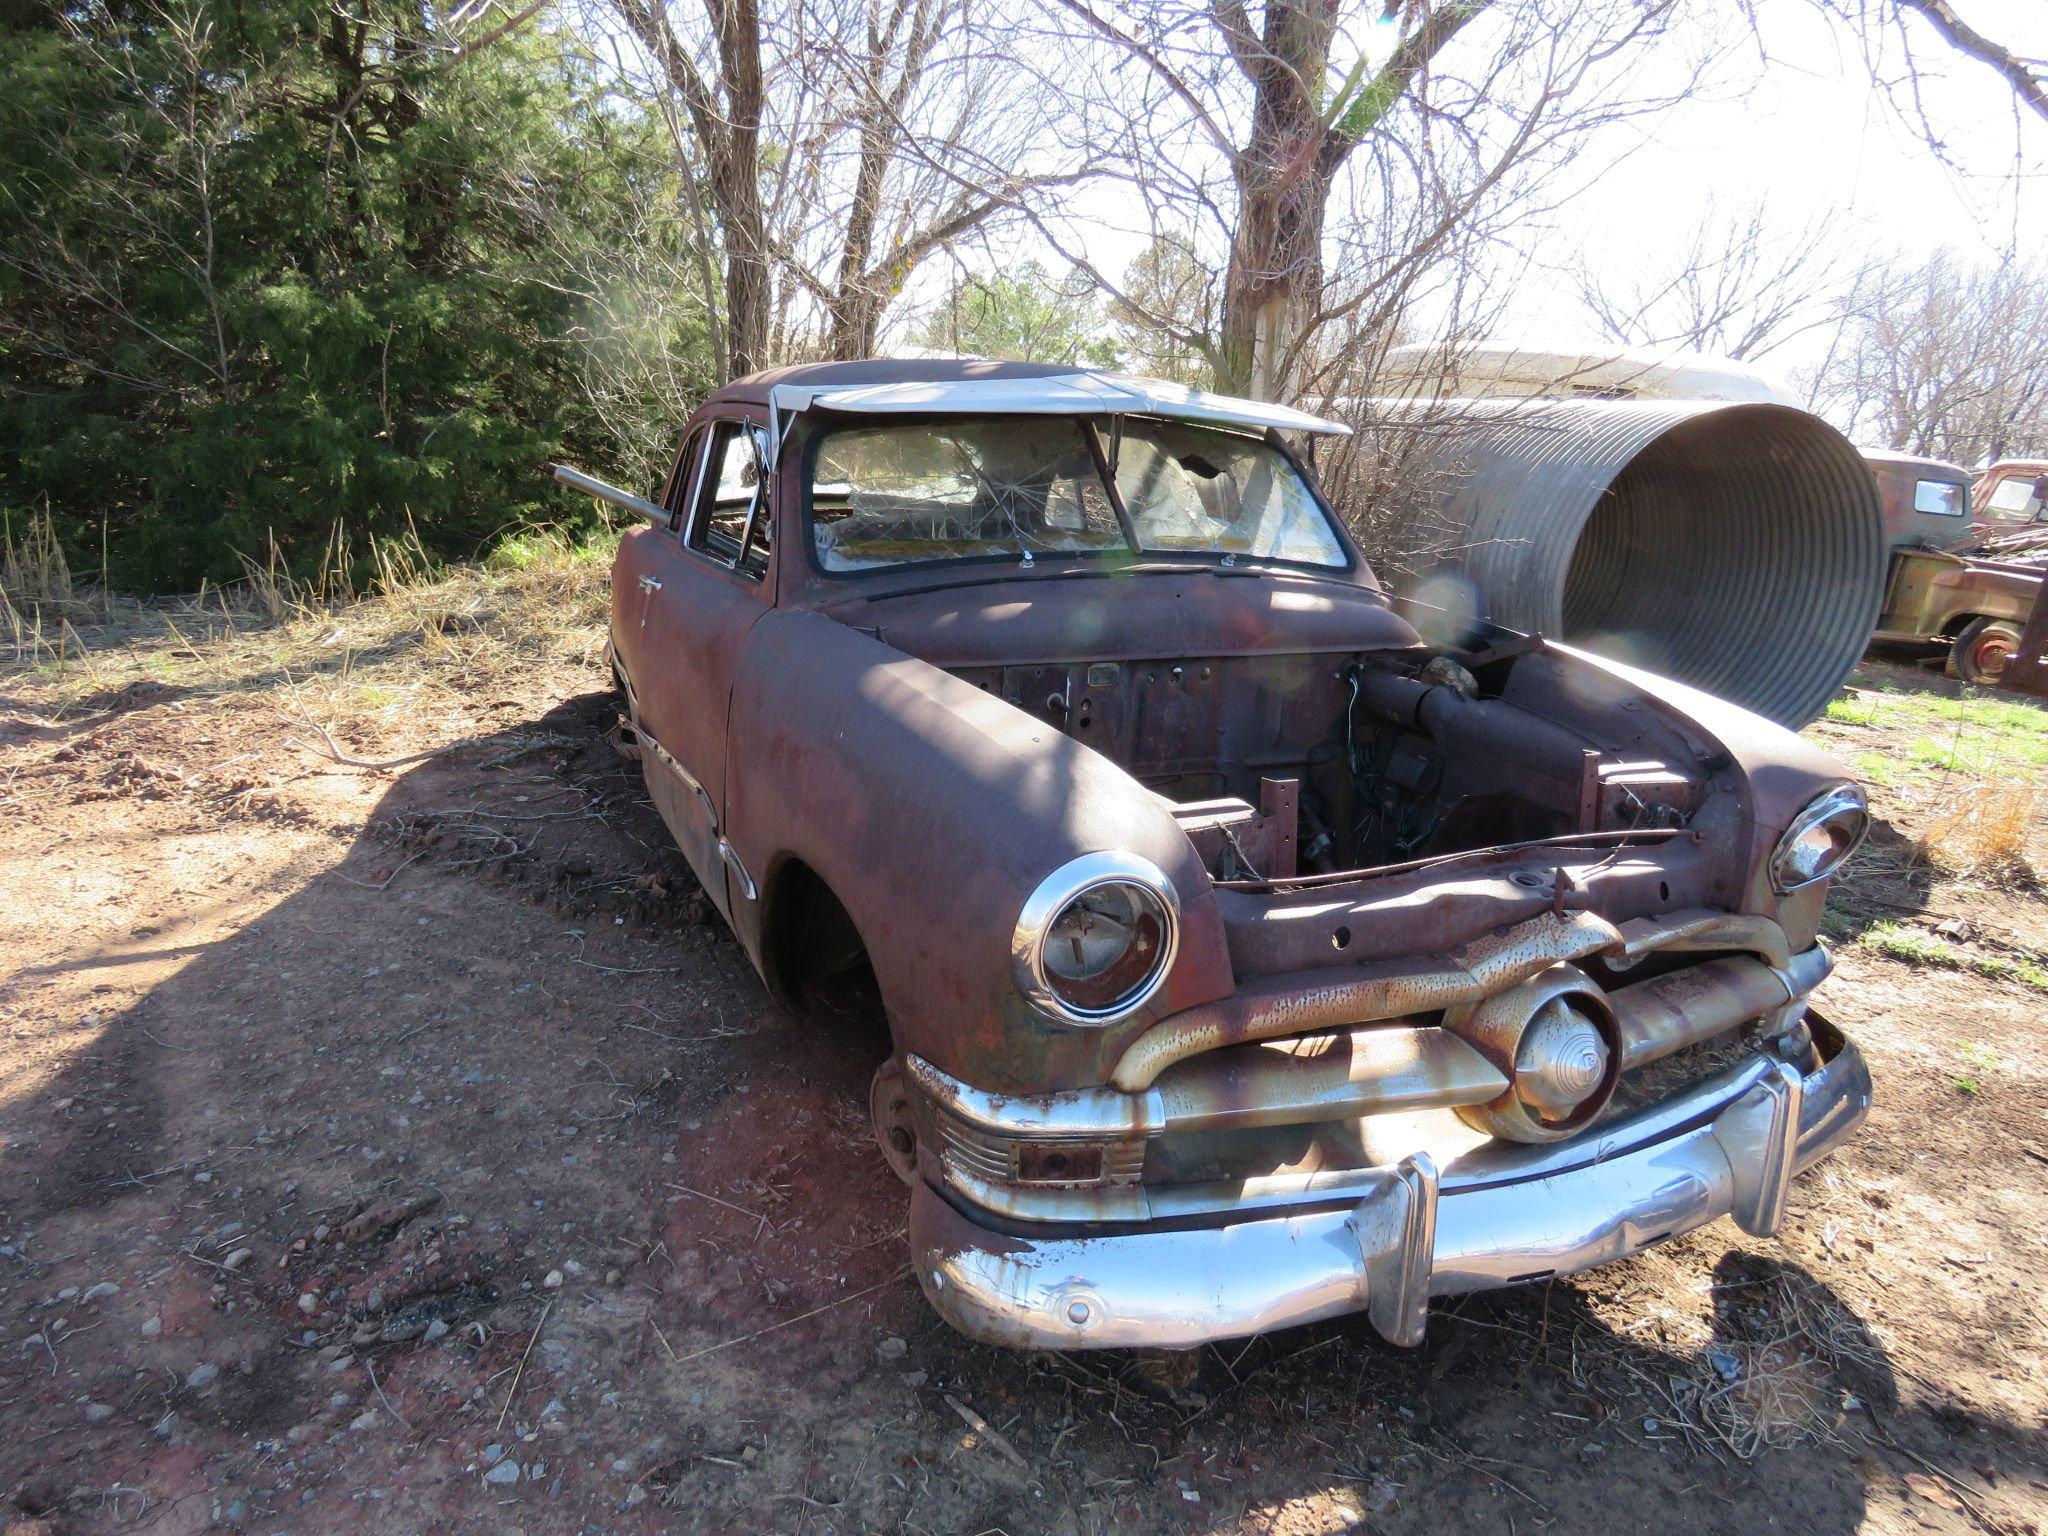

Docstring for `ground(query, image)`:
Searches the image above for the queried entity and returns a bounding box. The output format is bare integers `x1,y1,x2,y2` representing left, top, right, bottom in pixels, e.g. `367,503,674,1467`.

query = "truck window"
1983,476,2042,521
1912,479,1966,516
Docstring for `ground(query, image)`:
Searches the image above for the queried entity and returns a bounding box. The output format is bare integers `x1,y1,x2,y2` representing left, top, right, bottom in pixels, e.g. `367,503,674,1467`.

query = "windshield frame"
795,410,1359,582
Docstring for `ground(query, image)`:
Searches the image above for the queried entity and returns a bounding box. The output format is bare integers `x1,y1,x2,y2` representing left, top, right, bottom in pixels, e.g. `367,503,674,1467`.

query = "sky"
938,0,2047,390
1493,0,2047,370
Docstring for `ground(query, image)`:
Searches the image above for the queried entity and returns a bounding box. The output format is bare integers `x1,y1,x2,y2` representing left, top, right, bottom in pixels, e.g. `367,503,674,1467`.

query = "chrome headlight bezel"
1770,783,1870,893
1012,851,1180,1025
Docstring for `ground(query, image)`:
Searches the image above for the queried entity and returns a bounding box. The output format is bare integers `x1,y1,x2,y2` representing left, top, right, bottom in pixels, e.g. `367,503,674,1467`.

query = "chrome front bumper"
910,1022,1869,1350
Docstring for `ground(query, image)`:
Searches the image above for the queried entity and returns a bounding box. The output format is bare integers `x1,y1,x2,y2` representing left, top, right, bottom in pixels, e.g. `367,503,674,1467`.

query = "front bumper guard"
910,1023,1869,1350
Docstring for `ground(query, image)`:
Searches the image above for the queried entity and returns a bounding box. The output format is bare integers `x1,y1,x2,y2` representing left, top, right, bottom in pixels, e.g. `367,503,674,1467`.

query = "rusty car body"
556,359,1873,1351
1865,449,2048,687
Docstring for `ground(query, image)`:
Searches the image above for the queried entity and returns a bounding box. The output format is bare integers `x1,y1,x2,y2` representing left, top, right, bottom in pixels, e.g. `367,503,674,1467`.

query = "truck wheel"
1948,618,2023,686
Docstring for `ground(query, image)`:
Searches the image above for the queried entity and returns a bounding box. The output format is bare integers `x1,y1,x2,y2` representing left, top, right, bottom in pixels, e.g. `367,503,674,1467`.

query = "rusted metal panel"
2002,579,2048,697
722,606,1238,1094
1611,947,1827,1069
1876,547,2041,640
1971,458,2048,536
584,360,1875,1353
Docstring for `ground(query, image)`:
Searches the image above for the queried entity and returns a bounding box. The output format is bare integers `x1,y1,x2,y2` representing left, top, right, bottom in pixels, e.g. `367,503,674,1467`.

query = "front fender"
1545,642,1855,943
725,609,1235,1093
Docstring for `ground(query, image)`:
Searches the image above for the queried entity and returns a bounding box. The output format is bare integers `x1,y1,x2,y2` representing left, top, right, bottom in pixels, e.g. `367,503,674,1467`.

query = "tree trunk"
1213,0,1488,399
1218,166,1333,398
823,116,893,360
718,161,769,376
709,0,767,378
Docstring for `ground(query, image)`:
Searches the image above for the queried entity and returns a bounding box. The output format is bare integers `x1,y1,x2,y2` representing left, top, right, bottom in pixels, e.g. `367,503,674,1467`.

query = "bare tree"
1575,199,1870,363
1034,0,1709,401
602,0,1093,377
610,0,771,376
1110,235,1217,385
1813,250,2048,462
1818,1,2048,131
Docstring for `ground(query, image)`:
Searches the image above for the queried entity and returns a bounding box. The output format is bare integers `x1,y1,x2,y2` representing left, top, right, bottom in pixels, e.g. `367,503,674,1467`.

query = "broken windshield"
808,416,1348,572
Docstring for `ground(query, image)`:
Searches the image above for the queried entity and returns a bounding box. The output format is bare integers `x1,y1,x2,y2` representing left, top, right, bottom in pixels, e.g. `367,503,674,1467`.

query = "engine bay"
951,643,1710,883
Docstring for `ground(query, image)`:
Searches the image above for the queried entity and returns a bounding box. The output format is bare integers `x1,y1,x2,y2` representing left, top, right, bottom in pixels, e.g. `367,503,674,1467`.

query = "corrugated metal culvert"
1366,399,1886,727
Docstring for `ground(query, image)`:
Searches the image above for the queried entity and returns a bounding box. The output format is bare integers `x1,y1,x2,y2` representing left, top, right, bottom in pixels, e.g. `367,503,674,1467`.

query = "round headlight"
1013,852,1179,1024
1770,784,1869,893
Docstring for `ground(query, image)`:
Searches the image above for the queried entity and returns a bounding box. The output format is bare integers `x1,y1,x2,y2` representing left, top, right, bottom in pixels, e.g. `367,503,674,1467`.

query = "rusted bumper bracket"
910,1025,1866,1350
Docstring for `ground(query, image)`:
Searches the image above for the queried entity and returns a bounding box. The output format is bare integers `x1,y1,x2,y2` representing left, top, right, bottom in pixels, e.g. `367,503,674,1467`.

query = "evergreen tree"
0,0,711,589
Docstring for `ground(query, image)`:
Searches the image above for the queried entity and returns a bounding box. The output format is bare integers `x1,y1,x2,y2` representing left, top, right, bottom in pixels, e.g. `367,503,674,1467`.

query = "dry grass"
1571,1260,1882,1464
2,524,615,762
1914,782,2040,884
0,507,81,612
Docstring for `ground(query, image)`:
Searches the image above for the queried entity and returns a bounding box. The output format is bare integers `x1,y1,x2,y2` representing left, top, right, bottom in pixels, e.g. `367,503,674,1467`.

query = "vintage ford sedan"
558,359,1872,1351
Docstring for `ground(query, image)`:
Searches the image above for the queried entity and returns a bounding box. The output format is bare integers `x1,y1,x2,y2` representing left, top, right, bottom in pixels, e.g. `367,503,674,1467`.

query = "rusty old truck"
554,359,1873,1351
1865,448,2047,687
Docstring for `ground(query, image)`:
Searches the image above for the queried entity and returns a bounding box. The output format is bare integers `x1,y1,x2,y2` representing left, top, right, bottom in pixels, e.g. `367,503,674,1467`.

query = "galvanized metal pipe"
1372,400,1885,727
546,462,669,524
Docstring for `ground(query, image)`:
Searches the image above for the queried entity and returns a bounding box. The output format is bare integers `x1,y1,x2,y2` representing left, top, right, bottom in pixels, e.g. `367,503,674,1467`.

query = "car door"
631,412,776,921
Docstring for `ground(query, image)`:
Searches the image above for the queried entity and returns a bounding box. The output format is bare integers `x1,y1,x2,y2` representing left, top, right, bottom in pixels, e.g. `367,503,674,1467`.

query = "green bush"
0,0,710,593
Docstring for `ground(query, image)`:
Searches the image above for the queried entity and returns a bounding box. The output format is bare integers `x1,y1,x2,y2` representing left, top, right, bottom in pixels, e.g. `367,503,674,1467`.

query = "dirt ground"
2,574,2045,1536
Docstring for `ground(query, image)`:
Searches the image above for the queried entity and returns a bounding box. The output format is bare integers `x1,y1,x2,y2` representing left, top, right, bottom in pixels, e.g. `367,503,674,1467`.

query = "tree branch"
1894,0,2048,124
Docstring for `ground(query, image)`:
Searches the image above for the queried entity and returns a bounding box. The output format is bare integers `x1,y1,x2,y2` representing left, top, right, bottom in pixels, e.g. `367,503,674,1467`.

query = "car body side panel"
1875,548,2041,641
613,527,723,905
614,406,779,919
723,607,1236,1094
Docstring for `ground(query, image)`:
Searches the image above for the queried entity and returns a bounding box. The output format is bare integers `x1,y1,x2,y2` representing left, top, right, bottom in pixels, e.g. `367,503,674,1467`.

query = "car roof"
716,358,1087,403
710,358,1353,443
1861,448,1971,477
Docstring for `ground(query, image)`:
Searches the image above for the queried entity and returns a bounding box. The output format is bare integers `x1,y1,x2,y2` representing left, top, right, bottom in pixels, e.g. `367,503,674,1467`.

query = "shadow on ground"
2,689,2038,1535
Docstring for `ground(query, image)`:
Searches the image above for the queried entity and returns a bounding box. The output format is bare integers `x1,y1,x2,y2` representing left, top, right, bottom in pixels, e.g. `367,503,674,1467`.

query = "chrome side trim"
909,1027,1870,1351
639,728,719,831
719,839,757,903
629,708,755,903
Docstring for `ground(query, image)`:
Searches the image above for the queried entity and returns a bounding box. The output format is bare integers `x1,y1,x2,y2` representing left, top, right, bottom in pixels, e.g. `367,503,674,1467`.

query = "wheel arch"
758,853,880,1022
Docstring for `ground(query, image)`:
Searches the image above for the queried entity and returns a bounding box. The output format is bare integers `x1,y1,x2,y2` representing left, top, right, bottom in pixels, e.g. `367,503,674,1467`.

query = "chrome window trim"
686,418,772,578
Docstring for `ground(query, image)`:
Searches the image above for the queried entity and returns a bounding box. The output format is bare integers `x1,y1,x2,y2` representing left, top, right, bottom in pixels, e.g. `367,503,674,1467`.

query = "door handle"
637,574,663,594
